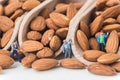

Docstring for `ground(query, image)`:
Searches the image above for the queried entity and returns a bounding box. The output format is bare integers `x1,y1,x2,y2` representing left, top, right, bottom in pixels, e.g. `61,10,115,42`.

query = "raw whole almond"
66,3,77,20
36,47,53,58
0,16,14,32
30,16,46,31
103,18,117,25
0,5,3,15
27,31,42,40
80,21,90,38
21,40,43,52
90,16,104,36
103,24,120,32
117,15,120,23
106,0,120,7
46,18,59,30
101,5,120,19
105,30,119,53
73,3,83,9
9,0,20,4
77,30,89,51
32,58,58,71
83,50,105,62
40,8,51,19
111,62,120,72
5,2,22,16
49,35,61,51
0,50,10,56
10,9,24,20
88,63,116,76
0,54,14,69
89,38,99,50
56,28,68,38
22,0,40,11
41,29,54,46
97,53,120,64
1,28,13,47
21,54,36,68
50,12,70,27
60,58,86,69
96,0,107,10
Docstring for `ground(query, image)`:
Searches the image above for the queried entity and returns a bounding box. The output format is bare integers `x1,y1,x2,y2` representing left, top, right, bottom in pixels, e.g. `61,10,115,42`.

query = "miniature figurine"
63,39,72,58
97,30,109,51
10,40,21,62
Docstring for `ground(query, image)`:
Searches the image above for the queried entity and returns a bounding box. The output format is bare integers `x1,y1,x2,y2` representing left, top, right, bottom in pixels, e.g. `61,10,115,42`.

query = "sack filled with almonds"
72,0,120,76
18,0,92,70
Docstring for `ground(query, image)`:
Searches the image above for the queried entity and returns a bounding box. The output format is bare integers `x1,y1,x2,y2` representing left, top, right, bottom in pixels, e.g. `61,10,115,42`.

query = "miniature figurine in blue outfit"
97,30,109,51
10,40,21,62
63,39,72,58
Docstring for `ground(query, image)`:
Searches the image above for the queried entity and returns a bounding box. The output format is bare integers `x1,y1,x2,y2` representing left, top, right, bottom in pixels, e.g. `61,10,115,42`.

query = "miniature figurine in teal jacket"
63,39,72,58
97,30,109,51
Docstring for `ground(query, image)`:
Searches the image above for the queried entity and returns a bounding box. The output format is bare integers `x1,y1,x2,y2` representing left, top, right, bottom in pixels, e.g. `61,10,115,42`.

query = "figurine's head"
63,40,66,43
100,30,104,35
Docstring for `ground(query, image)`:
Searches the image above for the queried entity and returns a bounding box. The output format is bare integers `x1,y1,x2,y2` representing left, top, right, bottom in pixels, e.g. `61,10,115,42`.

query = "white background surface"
0,62,120,80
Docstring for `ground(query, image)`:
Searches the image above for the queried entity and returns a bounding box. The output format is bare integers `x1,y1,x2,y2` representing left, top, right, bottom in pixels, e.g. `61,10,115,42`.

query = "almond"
66,3,77,20
60,58,86,69
1,28,13,47
103,18,117,25
46,18,59,30
0,54,14,69
73,3,83,9
96,0,107,10
36,47,53,58
88,63,116,76
56,28,68,38
9,0,20,4
80,21,90,38
21,54,36,68
41,29,54,46
49,35,61,51
32,58,58,71
105,30,119,53
40,8,51,19
97,53,120,64
27,31,42,40
101,5,120,19
77,30,89,51
0,50,10,56
89,38,99,50
106,0,120,7
0,5,3,15
5,2,22,16
50,12,70,27
30,16,46,31
90,16,104,36
10,9,24,20
0,16,14,32
117,15,120,23
21,40,43,52
22,0,40,11
83,50,105,62
103,24,120,32
111,62,120,72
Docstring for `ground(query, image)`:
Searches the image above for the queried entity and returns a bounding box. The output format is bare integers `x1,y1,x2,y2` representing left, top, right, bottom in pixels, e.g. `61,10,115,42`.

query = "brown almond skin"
1,28,13,47
36,47,53,58
21,54,36,68
111,62,120,72
30,16,46,31
56,28,68,39
88,63,116,76
32,59,58,71
96,0,107,10
41,29,54,46
60,58,86,69
22,0,40,11
21,40,43,53
117,15,120,23
40,8,51,19
103,18,117,25
0,54,14,69
89,38,99,50
106,0,120,7
97,53,120,64
0,16,14,32
83,50,105,62
0,50,10,56
0,5,3,15
49,35,61,51
27,31,42,40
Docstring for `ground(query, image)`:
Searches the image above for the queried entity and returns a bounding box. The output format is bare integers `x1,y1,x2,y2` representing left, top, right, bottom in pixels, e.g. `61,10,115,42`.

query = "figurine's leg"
14,50,21,62
68,50,72,58
64,51,68,58
101,43,104,51
10,50,15,58
99,43,102,51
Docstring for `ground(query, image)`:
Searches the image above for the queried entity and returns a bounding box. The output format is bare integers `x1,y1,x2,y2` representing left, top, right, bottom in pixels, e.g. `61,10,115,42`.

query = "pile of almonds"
0,0,41,48
20,2,84,71
76,0,120,76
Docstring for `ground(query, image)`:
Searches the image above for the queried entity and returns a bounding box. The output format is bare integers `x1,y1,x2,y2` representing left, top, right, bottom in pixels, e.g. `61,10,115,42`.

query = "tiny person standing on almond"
97,30,109,51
